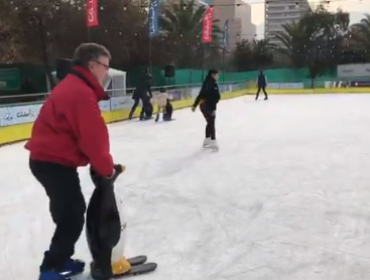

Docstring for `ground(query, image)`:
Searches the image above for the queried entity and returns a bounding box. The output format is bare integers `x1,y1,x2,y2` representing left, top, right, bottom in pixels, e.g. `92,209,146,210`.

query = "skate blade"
127,255,147,266
204,146,219,151
113,263,157,278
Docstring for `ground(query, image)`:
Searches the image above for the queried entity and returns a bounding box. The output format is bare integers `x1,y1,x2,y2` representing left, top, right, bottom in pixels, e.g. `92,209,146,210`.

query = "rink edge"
0,89,247,147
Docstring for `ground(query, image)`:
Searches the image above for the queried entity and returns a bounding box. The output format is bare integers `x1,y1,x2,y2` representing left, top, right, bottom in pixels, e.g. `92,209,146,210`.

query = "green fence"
168,67,338,86
0,63,361,95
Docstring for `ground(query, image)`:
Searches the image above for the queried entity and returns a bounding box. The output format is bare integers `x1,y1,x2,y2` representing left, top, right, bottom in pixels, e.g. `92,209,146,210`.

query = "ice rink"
2,94,370,280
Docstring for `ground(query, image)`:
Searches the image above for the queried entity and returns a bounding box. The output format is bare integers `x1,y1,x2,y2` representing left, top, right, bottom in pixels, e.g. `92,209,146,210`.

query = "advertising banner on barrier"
191,87,201,99
267,83,280,89
325,81,349,88
267,83,303,89
167,90,182,101
110,96,132,110
219,84,232,93
349,80,370,87
0,104,42,126
99,100,110,112
279,83,303,89
337,63,370,78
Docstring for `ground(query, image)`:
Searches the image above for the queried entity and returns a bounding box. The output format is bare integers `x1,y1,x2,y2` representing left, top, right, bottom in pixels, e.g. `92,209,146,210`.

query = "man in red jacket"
25,43,117,280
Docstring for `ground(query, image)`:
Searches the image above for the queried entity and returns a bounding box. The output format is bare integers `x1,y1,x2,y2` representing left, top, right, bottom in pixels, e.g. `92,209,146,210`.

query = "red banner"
86,0,99,27
201,7,214,43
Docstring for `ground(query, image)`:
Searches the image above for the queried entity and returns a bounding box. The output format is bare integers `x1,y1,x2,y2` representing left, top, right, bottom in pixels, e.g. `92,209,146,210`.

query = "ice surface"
1,94,370,280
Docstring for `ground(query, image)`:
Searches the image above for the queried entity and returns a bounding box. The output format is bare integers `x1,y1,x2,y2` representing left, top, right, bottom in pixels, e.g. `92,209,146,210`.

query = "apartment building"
162,0,255,50
212,0,255,51
265,0,311,47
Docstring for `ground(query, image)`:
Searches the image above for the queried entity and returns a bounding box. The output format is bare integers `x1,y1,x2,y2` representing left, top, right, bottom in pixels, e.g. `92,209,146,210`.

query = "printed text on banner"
86,0,99,27
0,104,42,127
149,0,159,37
201,7,214,43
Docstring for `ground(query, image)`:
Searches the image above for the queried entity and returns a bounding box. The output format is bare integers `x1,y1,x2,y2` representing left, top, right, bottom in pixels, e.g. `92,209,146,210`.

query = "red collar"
71,66,109,101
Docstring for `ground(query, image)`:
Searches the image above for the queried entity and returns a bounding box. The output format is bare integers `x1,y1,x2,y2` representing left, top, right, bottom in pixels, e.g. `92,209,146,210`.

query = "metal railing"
0,81,245,107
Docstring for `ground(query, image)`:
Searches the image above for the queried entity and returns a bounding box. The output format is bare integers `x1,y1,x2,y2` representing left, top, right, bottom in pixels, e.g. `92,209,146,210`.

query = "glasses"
92,60,109,70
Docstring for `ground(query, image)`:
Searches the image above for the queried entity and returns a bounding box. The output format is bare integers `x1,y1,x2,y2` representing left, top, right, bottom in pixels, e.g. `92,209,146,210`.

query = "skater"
128,73,153,120
25,43,118,280
255,70,268,100
191,69,221,150
154,88,173,122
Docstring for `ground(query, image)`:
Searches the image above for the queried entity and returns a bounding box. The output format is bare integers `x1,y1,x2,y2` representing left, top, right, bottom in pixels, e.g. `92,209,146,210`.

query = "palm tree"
273,9,349,87
272,22,307,68
351,14,370,51
159,0,222,68
250,39,274,68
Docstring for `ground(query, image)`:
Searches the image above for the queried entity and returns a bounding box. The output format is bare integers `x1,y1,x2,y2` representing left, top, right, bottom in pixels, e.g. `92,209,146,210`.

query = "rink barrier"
0,88,247,146
243,87,370,94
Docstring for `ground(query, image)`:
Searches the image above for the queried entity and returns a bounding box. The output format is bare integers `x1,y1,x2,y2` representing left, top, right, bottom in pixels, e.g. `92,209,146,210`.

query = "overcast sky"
246,0,369,36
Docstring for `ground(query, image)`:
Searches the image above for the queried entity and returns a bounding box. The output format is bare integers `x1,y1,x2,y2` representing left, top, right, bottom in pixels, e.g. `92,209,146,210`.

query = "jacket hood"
71,66,110,101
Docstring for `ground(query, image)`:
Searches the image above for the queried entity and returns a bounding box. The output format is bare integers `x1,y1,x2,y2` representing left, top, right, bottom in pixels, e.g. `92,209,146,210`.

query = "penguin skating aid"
84,165,157,279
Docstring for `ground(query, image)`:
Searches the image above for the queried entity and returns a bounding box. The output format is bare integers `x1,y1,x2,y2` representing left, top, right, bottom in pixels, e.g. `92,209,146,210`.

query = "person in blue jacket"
255,70,268,100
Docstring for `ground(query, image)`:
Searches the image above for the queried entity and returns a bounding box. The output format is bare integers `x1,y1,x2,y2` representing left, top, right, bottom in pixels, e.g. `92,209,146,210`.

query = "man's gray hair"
72,43,111,67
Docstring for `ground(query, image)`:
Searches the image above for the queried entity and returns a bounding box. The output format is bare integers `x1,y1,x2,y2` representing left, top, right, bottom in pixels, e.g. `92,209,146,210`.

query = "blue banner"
222,19,229,48
350,80,370,87
149,0,159,37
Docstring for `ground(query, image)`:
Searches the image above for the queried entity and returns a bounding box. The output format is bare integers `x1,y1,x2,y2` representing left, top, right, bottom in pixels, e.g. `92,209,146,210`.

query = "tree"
250,39,274,69
232,39,253,71
350,14,370,62
273,6,349,87
0,0,154,87
159,0,222,69
231,39,273,71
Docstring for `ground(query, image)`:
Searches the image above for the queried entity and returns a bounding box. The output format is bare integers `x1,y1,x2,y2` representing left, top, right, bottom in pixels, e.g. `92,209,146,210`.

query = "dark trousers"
140,101,153,120
30,159,86,271
200,103,216,140
128,99,140,119
255,86,268,99
163,101,173,120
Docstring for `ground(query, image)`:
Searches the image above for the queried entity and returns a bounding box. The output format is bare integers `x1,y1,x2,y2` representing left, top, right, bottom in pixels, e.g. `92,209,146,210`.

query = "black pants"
200,103,216,140
163,101,173,121
30,159,86,271
140,101,153,120
255,86,268,99
128,99,140,119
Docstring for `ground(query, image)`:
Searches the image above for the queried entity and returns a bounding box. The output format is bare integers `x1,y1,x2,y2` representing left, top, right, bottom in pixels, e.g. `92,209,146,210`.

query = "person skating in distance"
25,43,123,280
191,69,221,150
255,70,268,100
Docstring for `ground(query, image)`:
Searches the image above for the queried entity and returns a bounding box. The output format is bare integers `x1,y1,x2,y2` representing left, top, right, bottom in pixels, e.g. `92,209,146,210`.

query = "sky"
246,0,370,36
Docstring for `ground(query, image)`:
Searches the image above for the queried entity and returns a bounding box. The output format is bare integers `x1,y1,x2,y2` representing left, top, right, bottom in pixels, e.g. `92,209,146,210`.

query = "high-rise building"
265,0,311,47
213,0,254,51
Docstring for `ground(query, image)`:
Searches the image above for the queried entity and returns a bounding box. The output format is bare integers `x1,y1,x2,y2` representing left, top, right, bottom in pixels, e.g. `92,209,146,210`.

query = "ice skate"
202,138,211,148
40,252,85,278
206,139,219,151
38,271,69,280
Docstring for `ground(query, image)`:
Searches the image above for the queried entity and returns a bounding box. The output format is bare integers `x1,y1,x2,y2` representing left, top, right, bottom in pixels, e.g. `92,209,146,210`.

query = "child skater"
155,88,174,122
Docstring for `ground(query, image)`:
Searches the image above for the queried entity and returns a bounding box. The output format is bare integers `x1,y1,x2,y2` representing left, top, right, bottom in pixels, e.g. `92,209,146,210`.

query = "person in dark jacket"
192,69,221,150
255,70,268,100
128,73,153,120
25,43,120,280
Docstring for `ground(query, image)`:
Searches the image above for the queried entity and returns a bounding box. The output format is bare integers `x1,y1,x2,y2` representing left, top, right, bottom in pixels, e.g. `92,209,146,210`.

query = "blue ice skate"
38,271,68,280
60,258,85,277
40,257,85,278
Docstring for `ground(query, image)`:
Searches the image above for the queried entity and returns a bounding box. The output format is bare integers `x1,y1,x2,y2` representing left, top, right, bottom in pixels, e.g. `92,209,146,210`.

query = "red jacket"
25,66,114,176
